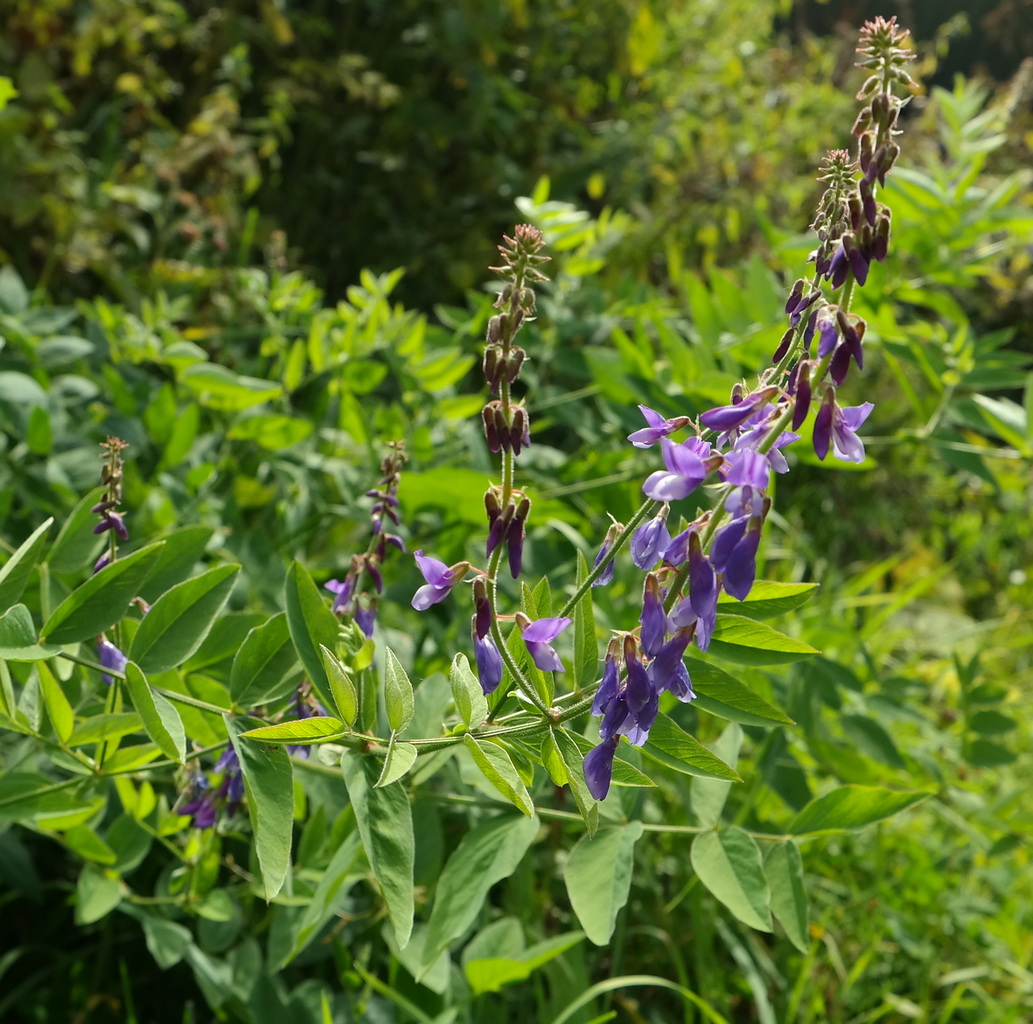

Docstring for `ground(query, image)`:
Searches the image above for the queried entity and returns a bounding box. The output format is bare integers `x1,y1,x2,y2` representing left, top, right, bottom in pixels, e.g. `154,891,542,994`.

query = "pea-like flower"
519,615,572,673
411,550,470,610
628,405,691,448
643,437,711,502
813,396,874,464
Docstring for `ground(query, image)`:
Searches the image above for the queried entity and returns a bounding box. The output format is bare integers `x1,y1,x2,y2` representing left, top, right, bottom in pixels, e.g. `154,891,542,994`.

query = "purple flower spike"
521,616,572,672
643,438,708,502
631,513,671,569
98,637,128,685
628,405,689,448
474,634,504,695
411,550,466,610
583,737,619,801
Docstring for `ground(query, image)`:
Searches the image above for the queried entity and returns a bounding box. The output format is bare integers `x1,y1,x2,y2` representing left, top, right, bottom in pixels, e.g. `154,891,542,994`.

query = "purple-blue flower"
325,577,354,614
813,398,874,464
474,633,504,695
648,630,696,702
591,525,620,588
583,736,619,801
520,616,572,672
411,550,468,610
628,405,690,448
98,637,128,685
711,516,761,601
639,576,667,658
630,512,671,569
643,438,710,502
700,387,778,434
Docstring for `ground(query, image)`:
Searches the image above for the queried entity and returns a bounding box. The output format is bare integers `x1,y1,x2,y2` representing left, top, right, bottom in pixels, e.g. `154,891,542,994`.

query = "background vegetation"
0,1,1031,1022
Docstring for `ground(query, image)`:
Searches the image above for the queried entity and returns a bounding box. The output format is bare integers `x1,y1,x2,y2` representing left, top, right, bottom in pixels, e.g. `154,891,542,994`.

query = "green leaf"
690,828,772,931
384,648,415,733
564,823,645,945
687,659,794,726
129,565,239,673
38,660,73,744
643,713,741,781
320,644,357,726
180,362,282,411
841,714,905,767
422,814,539,970
138,913,192,969
790,785,932,836
375,736,418,787
690,724,743,826
227,715,294,900
26,405,52,455
124,662,186,764
241,717,345,744
0,603,59,660
68,712,142,747
230,613,298,707
227,413,313,450
0,773,100,821
64,824,117,865
341,750,414,949
75,867,122,925
549,729,599,835
139,525,215,604
45,487,106,574
463,735,534,817
465,932,586,995
0,517,53,609
717,581,819,620
572,551,599,691
707,614,819,666
765,840,809,952
276,831,362,968
284,561,340,711
449,653,488,728
40,542,165,644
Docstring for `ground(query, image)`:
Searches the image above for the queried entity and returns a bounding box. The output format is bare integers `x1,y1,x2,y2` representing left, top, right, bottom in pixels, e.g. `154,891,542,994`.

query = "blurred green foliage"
0,3,1032,1024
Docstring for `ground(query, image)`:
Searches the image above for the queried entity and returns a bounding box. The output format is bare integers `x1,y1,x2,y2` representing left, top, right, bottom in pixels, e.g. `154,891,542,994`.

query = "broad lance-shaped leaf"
421,813,539,973
41,542,165,644
707,613,819,667
320,644,357,726
572,550,598,691
241,717,345,744
0,517,52,609
0,604,59,661
716,580,819,620
342,750,414,949
463,735,534,817
375,735,418,788
790,785,932,835
690,723,743,827
765,840,809,953
138,525,215,604
129,564,239,673
643,713,741,781
383,647,414,733
687,658,794,727
449,653,487,729
45,486,105,574
564,823,644,945
38,660,73,744
124,662,186,763
690,828,772,932
284,561,340,711
465,931,586,996
227,715,294,900
230,613,298,707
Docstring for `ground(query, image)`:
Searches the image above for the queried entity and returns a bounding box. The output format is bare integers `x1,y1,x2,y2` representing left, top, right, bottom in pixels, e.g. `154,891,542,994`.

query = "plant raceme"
0,18,931,996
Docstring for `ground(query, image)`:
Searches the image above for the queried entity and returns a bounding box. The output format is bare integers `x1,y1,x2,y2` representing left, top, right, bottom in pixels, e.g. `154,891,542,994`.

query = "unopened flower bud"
509,405,531,456
483,345,502,394
505,347,526,384
487,315,506,345
473,577,492,639
482,402,503,453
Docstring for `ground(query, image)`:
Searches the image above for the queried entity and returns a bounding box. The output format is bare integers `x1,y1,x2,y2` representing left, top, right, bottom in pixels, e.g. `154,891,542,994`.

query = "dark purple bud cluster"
93,437,130,542
325,441,408,637
484,487,532,579
481,401,531,455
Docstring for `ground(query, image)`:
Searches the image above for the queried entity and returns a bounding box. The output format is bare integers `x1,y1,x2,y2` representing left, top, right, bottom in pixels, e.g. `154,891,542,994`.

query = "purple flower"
612,653,658,746
583,736,619,801
520,616,571,673
93,509,128,540
700,387,778,434
643,438,709,502
711,516,761,601
474,633,504,695
628,405,690,448
630,512,671,569
411,550,467,610
591,654,620,716
732,424,800,475
325,577,354,614
639,577,667,658
591,525,619,588
354,600,376,637
813,398,874,464
648,630,696,702
98,637,128,685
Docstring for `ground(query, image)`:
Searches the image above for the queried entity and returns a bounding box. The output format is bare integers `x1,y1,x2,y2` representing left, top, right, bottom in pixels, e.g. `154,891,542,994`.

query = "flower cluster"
92,437,129,574
581,19,915,799
325,441,407,637
179,748,244,829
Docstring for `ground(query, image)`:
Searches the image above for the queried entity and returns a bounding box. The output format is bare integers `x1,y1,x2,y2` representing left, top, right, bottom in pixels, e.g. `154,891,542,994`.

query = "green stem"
151,686,231,716
558,498,659,620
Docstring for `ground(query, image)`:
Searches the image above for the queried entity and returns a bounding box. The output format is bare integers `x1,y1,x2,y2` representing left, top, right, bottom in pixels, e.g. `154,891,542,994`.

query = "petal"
414,550,449,586
522,616,572,643
628,426,665,448
412,583,449,611
840,402,874,431
643,470,693,502
662,438,706,481
583,739,618,800
525,640,564,673
724,530,761,601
